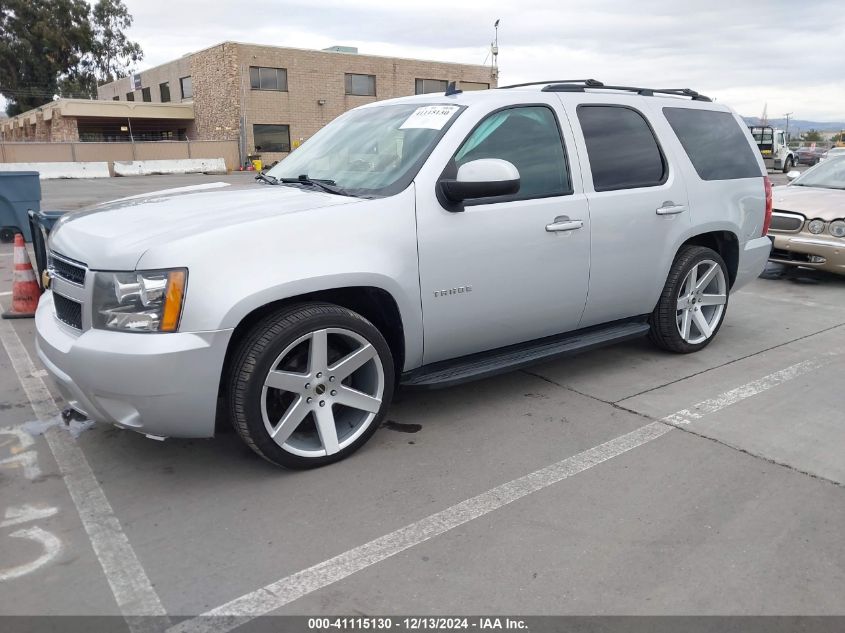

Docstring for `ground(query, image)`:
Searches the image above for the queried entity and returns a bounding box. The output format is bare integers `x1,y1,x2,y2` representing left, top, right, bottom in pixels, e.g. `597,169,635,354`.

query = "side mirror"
439,159,520,206
787,170,800,181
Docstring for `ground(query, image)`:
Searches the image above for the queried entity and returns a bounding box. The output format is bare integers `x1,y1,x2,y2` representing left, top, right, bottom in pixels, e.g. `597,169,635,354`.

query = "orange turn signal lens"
160,270,187,332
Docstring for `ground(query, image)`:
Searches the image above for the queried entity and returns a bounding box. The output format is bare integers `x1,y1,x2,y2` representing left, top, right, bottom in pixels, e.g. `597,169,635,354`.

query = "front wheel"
649,246,729,353
227,303,395,469
782,157,793,173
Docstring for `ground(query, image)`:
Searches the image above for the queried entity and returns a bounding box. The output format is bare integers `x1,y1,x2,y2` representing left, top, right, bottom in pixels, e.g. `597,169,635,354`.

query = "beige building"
96,41,496,165
0,98,194,143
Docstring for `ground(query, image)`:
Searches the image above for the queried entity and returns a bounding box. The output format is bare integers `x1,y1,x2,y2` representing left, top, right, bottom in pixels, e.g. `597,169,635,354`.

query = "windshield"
266,103,463,197
792,156,845,189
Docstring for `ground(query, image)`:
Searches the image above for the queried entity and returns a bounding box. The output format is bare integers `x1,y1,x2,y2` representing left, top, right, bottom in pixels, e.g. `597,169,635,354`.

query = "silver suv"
36,79,773,468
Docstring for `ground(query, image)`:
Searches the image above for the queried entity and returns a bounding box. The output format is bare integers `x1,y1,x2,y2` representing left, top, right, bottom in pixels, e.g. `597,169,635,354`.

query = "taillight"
762,176,773,236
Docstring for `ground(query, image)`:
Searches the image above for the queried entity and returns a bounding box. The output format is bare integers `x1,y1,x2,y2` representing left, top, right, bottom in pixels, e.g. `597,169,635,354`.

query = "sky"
117,0,845,122
8,0,845,122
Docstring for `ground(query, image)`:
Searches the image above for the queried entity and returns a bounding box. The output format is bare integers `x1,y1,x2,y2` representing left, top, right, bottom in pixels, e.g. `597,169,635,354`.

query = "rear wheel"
228,303,394,469
649,246,729,353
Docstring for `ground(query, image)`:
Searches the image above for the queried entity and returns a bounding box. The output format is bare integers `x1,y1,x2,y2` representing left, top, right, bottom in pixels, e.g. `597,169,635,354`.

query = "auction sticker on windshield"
400,105,460,130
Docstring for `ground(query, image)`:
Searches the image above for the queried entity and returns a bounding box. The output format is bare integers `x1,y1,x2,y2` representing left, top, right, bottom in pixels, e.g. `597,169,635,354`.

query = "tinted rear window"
577,105,666,191
663,107,762,181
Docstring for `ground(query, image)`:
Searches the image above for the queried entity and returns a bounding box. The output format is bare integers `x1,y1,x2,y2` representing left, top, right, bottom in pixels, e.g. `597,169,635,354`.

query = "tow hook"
61,406,89,426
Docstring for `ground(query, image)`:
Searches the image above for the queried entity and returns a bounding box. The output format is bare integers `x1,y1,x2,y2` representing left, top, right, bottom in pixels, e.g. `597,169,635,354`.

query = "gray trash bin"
0,171,41,242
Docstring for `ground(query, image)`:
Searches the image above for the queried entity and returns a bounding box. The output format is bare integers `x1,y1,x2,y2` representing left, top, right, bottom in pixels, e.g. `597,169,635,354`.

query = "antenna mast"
491,19,500,80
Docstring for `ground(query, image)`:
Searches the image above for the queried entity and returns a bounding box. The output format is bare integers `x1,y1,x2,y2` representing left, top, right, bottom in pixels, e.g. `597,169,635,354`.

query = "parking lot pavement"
1,173,843,627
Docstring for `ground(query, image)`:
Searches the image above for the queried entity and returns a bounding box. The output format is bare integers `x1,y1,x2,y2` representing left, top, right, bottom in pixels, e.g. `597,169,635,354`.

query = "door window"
578,105,666,191
454,106,571,200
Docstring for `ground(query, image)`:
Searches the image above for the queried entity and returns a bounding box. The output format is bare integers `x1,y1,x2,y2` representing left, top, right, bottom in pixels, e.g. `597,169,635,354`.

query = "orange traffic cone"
2,234,42,319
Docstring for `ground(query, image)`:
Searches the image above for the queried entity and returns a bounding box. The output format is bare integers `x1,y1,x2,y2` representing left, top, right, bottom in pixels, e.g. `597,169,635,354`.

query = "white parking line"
170,357,829,633
0,316,169,633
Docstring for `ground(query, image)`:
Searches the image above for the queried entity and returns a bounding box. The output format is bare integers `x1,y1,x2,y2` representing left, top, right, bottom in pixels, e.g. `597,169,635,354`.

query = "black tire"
782,157,793,173
649,245,729,354
227,302,395,469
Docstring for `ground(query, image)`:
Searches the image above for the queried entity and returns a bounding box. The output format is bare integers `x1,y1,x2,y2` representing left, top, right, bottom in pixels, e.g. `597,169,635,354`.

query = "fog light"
807,219,825,234
829,220,845,238
808,255,827,264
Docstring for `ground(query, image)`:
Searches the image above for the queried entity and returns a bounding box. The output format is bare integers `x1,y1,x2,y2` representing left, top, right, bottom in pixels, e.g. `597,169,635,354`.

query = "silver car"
36,81,773,468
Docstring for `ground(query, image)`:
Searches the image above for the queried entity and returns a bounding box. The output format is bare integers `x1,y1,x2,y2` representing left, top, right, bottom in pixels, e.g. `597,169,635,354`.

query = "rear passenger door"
559,95,692,327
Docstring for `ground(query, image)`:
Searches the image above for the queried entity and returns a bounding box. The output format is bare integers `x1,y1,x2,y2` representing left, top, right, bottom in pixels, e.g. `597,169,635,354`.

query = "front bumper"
35,291,233,438
769,232,845,275
733,236,774,290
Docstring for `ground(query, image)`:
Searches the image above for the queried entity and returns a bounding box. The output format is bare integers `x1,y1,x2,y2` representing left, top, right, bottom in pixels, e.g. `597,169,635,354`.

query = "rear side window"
663,107,762,180
577,105,666,191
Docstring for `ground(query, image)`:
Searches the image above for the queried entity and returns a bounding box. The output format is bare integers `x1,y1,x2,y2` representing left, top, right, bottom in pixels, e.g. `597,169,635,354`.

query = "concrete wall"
113,158,226,176
0,162,110,179
0,141,239,172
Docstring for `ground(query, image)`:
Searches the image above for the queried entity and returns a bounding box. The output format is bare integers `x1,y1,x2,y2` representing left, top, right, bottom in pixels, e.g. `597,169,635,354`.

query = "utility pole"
782,112,793,140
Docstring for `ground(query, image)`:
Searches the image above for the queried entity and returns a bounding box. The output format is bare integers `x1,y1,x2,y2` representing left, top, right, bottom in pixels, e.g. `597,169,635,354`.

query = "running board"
401,320,650,389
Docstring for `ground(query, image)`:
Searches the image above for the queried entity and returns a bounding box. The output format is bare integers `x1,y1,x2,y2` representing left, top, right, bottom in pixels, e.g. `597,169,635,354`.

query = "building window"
160,82,171,103
461,81,489,91
345,73,376,96
180,76,192,99
112,95,119,101
253,124,291,153
249,67,288,91
126,91,135,101
141,87,151,102
415,78,448,94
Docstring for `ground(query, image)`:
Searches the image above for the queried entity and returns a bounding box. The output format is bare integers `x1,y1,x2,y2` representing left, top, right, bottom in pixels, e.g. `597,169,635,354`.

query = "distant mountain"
743,117,845,133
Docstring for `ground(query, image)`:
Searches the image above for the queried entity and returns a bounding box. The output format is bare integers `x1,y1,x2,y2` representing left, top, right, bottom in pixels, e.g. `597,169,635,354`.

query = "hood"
772,185,845,221
48,181,361,270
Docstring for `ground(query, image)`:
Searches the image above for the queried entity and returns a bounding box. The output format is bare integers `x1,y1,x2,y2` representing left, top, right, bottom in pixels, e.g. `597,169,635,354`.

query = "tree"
0,0,92,115
802,129,823,142
831,132,845,144
0,0,142,115
90,0,143,85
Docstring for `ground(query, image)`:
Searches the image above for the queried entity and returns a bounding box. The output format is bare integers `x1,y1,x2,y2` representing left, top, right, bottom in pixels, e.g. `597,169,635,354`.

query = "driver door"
415,103,591,364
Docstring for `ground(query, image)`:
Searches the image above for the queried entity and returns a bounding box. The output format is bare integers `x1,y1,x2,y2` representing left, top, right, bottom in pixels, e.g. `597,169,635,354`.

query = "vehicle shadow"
758,261,845,286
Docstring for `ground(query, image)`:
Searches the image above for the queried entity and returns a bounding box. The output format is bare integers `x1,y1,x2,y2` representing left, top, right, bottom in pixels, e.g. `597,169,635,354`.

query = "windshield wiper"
276,175,354,197
255,173,279,185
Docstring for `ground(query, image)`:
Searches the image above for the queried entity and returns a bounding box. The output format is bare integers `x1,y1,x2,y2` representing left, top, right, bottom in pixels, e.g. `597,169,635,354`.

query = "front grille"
53,293,83,329
770,212,804,233
48,252,87,285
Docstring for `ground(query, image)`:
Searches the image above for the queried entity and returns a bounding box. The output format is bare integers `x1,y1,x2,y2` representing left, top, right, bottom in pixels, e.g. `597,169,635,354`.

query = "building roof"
1,98,194,133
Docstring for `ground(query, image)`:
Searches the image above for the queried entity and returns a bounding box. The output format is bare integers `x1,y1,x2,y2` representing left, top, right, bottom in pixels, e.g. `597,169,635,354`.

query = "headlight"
829,220,845,238
92,269,187,332
807,219,825,234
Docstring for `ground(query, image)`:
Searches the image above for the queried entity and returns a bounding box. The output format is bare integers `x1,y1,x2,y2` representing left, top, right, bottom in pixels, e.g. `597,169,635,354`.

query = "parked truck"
749,125,796,172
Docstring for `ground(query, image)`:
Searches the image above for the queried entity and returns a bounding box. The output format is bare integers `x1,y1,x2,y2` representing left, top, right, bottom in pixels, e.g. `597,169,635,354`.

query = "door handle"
546,216,584,232
656,202,687,215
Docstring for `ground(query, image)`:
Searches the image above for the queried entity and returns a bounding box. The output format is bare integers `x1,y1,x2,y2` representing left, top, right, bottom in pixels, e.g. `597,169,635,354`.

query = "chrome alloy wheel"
260,328,384,457
675,259,727,345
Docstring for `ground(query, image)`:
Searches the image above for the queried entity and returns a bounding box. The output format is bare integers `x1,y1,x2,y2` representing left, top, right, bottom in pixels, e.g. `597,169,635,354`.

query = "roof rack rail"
497,79,604,89
541,83,711,101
